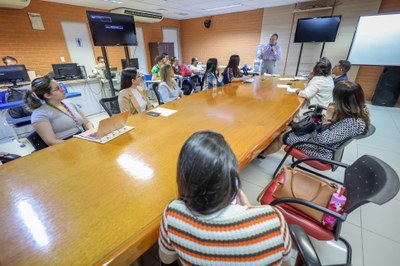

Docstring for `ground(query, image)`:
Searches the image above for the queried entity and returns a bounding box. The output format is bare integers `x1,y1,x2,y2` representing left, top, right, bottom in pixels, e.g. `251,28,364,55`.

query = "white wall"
260,0,382,79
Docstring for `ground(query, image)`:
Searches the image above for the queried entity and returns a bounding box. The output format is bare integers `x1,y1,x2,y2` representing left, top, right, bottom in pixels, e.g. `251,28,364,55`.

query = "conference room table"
0,76,305,265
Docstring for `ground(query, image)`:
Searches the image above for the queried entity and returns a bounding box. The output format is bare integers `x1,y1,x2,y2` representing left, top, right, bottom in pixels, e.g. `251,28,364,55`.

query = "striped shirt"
159,200,291,266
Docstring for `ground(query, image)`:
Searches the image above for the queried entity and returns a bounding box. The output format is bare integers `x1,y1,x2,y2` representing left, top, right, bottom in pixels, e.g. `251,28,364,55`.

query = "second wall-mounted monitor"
121,58,139,70
87,11,138,46
294,16,341,43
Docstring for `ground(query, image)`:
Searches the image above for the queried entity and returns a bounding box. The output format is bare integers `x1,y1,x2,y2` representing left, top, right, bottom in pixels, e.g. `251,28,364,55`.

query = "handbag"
258,166,338,223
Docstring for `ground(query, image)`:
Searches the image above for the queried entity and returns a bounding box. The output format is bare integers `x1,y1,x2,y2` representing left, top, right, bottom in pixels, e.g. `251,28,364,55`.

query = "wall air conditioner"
0,0,30,9
111,8,163,23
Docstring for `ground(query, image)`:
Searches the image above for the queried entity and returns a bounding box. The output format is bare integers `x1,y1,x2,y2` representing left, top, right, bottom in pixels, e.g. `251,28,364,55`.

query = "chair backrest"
99,96,120,117
152,83,162,105
343,155,400,214
332,124,376,170
27,131,48,151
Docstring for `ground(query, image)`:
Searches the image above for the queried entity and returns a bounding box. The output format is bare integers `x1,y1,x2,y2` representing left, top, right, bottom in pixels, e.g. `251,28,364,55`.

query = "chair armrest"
271,197,347,221
291,157,349,169
289,224,322,266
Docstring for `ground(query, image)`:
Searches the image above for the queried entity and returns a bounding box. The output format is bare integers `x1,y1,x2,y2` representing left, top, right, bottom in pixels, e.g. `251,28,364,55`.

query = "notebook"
74,111,134,143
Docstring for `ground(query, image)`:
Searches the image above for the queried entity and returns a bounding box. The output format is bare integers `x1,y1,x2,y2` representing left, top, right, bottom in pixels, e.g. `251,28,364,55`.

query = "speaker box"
372,67,400,107
204,19,211,28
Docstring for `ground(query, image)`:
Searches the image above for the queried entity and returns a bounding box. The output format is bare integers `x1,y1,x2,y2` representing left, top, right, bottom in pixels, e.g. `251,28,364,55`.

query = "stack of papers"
149,107,177,117
277,84,291,89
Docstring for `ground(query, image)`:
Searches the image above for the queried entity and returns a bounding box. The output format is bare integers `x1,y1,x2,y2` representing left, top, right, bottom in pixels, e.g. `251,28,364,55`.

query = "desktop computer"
52,63,82,80
0,65,30,86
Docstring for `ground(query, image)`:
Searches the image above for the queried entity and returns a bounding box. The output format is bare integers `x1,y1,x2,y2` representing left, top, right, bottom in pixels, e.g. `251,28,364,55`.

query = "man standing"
332,60,351,84
261,33,281,74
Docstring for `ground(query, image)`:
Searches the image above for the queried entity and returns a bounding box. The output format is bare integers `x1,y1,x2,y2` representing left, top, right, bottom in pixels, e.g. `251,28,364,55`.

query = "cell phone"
287,82,293,86
146,111,161,117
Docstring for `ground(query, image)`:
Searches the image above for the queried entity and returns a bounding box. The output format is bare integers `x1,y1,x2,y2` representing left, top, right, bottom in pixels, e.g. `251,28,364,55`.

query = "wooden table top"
0,77,304,265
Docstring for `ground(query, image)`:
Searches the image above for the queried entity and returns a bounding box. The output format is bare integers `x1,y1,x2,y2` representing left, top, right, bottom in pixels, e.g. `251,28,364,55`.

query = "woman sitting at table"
296,57,334,119
118,68,151,116
159,130,292,266
158,64,182,104
202,58,223,90
24,77,93,146
222,54,249,84
284,81,370,160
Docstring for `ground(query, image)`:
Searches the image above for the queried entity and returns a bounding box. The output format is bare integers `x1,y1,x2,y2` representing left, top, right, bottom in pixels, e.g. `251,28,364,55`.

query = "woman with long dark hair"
222,54,249,84
285,81,370,159
159,131,292,266
202,58,223,90
24,77,93,146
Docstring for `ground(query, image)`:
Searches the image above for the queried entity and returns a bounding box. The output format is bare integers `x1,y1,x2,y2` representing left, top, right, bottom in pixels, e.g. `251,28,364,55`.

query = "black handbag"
291,105,326,136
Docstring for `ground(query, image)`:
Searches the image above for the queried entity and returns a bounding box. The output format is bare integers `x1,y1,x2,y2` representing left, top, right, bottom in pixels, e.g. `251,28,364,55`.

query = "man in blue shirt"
332,60,351,84
260,33,281,75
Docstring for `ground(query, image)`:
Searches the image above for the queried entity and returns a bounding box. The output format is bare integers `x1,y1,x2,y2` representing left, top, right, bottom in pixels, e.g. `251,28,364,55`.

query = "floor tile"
239,179,264,205
357,134,400,155
362,230,400,266
361,199,400,244
240,161,272,187
309,222,363,266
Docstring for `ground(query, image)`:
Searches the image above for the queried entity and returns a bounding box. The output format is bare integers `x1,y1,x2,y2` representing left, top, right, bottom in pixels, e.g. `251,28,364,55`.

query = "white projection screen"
348,13,400,66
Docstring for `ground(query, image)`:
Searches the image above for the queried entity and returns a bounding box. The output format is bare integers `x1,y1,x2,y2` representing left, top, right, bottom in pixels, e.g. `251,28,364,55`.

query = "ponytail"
24,77,52,110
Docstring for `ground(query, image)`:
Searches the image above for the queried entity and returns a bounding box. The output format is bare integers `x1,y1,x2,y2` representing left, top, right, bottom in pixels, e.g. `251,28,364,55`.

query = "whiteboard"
347,14,400,66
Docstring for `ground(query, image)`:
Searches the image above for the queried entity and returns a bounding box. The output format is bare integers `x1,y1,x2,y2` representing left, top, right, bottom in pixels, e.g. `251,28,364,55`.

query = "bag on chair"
258,166,338,223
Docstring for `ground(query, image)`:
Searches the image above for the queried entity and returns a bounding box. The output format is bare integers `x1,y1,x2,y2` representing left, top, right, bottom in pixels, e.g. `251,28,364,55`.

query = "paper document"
278,78,293,81
244,78,254,83
74,126,134,144
272,74,281,77
151,107,177,117
277,84,291,89
287,88,299,93
294,76,307,80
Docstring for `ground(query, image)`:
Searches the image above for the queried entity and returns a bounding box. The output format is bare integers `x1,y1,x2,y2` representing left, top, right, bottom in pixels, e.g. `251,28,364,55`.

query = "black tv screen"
87,11,138,46
294,16,341,43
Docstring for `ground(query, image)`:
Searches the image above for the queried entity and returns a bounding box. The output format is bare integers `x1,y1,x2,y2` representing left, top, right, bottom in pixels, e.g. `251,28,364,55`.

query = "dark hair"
24,77,52,109
339,60,351,73
313,57,331,77
120,68,138,90
222,54,240,77
161,52,169,57
155,55,163,64
191,57,198,64
177,131,239,215
271,33,278,39
331,81,370,132
2,56,17,65
97,56,104,62
171,56,178,64
205,58,218,76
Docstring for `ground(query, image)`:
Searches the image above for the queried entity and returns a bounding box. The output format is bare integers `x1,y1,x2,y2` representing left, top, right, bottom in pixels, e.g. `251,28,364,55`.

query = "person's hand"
236,189,251,206
308,71,314,80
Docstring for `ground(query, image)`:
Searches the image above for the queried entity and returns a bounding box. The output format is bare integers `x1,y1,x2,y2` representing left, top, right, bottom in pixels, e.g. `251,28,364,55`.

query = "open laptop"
78,111,130,140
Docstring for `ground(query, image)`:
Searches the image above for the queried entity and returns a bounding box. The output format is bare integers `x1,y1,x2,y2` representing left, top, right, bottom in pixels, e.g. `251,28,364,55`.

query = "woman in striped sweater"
159,131,291,266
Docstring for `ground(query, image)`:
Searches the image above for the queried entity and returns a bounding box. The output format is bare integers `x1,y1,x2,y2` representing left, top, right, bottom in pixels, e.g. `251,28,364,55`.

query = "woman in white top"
296,57,334,120
118,68,151,116
158,64,183,104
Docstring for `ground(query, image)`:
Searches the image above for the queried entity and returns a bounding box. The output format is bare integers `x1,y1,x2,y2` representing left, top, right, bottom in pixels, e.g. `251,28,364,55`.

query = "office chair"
99,96,120,116
27,131,48,151
0,153,21,164
272,124,376,178
260,155,400,265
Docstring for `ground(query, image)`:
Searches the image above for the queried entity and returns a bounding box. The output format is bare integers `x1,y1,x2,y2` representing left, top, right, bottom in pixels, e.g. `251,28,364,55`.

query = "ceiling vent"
111,8,163,23
0,0,30,9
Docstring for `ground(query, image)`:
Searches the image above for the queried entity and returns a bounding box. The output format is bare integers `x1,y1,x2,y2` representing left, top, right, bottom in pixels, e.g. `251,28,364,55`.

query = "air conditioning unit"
111,8,163,23
0,0,30,9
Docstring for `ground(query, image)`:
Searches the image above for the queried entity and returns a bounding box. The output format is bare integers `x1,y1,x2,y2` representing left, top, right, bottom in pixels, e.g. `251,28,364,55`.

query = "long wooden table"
0,77,304,265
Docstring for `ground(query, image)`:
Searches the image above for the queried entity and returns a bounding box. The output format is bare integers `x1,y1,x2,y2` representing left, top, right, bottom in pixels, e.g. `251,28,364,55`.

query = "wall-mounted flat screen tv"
86,11,138,46
294,16,341,43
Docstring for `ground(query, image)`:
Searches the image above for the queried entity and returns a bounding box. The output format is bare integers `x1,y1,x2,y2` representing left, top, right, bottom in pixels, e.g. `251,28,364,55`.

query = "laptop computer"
76,111,133,143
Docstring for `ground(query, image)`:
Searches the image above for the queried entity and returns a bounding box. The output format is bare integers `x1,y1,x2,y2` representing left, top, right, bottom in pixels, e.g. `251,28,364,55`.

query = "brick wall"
355,0,400,102
0,0,180,76
180,9,263,66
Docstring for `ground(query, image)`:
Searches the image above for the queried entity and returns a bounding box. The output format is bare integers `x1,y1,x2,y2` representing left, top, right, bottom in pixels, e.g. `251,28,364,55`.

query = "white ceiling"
42,0,310,20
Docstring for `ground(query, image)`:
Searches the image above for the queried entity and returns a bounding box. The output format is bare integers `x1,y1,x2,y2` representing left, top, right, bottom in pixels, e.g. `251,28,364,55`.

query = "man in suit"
332,60,351,84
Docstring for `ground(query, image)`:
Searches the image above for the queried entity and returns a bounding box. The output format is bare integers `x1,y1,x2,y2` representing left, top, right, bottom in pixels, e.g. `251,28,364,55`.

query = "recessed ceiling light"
204,4,242,11
103,0,123,4
157,8,168,11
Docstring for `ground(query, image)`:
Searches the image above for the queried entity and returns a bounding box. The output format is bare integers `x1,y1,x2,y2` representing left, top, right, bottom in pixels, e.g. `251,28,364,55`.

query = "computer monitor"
52,63,82,80
121,58,139,69
0,65,30,86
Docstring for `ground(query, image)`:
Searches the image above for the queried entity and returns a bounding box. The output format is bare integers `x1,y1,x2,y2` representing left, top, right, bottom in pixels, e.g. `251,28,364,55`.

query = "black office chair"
27,131,48,151
0,153,21,164
99,96,121,116
152,83,163,105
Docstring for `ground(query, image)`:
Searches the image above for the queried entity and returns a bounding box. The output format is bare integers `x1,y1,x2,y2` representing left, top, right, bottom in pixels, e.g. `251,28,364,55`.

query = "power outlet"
60,57,65,62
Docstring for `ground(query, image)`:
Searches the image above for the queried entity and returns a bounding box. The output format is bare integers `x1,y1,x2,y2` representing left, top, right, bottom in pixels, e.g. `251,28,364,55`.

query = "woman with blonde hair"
158,64,182,104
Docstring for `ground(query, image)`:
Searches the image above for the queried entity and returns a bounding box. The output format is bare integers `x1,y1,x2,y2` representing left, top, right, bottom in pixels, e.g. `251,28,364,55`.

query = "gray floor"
1,104,400,266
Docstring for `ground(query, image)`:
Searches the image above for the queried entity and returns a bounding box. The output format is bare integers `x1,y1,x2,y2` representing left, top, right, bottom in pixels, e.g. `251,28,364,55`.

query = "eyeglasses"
50,85,63,93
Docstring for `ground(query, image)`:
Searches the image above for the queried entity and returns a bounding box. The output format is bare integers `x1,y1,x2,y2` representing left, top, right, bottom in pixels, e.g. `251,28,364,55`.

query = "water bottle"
323,187,346,230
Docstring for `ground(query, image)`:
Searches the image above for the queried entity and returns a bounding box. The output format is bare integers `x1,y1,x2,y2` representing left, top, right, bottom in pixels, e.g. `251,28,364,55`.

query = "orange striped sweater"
159,200,291,266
